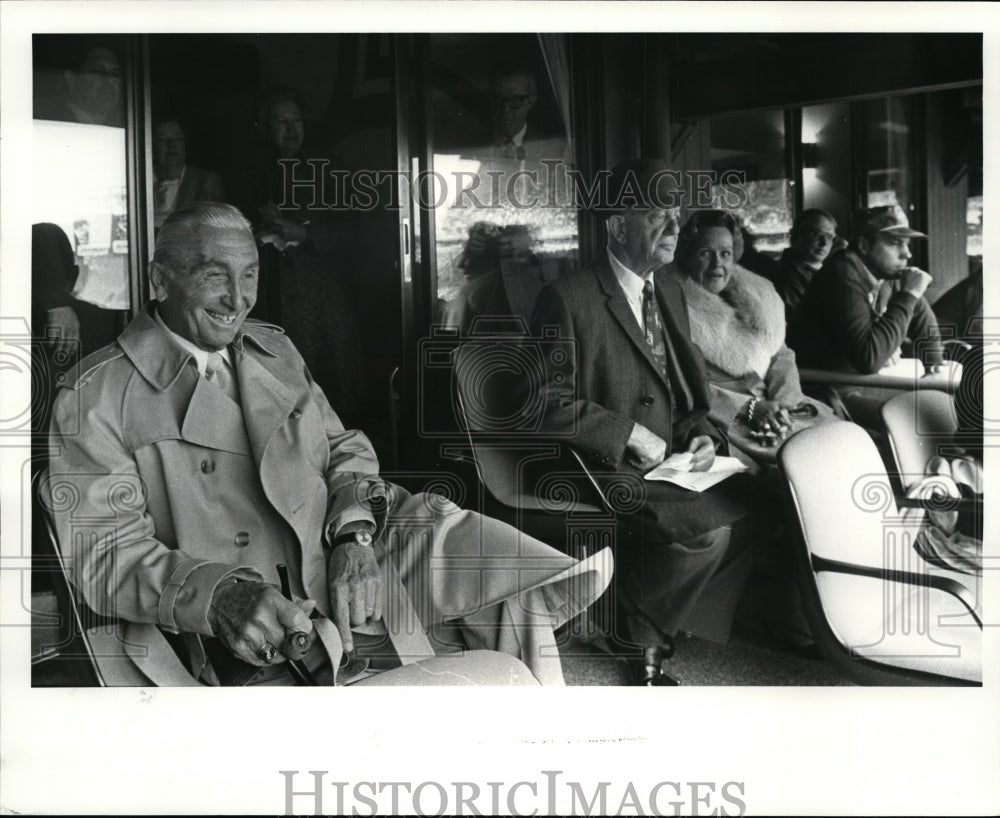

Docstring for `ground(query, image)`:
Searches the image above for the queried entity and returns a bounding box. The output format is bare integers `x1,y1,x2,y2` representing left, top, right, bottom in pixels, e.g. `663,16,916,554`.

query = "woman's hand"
741,398,792,447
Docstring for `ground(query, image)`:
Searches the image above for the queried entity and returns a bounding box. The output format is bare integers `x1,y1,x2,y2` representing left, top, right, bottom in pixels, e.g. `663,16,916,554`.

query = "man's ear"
606,214,626,244
149,262,168,302
524,94,537,114
857,235,871,257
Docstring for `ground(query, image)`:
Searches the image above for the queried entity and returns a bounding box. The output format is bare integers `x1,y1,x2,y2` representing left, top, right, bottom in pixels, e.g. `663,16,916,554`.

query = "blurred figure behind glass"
152,118,226,229
34,39,124,127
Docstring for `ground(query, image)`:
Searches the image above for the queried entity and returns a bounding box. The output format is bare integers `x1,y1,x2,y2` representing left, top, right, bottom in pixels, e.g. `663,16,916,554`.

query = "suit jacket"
530,255,720,471
530,253,752,559
155,165,226,226
776,247,820,320
174,164,226,209
46,306,610,684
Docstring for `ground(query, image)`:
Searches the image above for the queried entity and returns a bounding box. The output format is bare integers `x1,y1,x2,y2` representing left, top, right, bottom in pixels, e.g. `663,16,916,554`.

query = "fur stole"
671,264,786,379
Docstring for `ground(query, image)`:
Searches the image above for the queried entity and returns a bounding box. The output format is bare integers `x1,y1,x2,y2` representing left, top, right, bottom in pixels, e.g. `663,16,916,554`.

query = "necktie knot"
205,352,240,404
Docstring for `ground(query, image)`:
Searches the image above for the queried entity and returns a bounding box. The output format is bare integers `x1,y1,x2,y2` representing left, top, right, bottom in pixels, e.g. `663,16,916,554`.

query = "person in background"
152,118,226,230
735,225,781,284
245,86,368,426
933,258,983,348
788,204,944,376
443,221,561,334
775,209,840,320
669,210,833,470
35,41,124,127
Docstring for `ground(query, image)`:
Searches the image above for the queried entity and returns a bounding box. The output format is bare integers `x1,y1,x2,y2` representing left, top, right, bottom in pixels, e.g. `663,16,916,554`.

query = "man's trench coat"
45,306,611,685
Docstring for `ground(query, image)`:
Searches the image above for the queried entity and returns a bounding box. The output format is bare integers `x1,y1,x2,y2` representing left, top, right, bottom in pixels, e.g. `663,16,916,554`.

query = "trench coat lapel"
231,345,321,554
234,348,297,470
594,259,670,387
180,376,253,455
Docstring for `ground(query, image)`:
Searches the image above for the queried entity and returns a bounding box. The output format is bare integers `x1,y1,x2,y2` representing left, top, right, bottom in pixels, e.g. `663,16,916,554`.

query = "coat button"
289,408,302,419
234,531,250,548
641,395,655,406
200,459,215,474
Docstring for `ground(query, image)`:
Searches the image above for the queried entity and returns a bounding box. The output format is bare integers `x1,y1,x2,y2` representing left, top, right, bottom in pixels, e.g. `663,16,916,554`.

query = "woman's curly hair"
674,209,744,272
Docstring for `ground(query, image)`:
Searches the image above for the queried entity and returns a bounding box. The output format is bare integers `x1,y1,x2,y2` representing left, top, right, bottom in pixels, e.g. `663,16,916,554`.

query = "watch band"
332,527,375,548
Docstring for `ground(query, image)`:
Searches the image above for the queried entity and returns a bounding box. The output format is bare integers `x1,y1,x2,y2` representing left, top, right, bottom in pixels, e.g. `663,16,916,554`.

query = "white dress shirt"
153,306,233,376
607,246,654,328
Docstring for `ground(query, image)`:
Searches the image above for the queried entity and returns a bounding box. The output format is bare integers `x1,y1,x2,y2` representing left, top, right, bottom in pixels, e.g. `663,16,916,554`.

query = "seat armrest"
567,447,615,515
896,494,981,515
811,553,981,627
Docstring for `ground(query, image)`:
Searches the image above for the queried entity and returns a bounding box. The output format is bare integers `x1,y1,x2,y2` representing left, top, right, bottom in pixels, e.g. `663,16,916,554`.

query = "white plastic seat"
778,420,980,685
880,389,957,492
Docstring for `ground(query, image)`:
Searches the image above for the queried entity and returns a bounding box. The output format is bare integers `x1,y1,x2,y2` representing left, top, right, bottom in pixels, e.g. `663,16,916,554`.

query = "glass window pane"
708,108,793,256
33,34,131,354
429,34,578,328
862,95,916,212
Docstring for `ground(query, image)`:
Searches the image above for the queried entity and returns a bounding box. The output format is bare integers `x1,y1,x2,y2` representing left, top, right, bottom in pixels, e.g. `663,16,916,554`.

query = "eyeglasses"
490,94,532,110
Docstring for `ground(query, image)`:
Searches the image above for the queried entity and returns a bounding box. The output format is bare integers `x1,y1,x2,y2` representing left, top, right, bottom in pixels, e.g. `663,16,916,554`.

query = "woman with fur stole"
671,210,833,468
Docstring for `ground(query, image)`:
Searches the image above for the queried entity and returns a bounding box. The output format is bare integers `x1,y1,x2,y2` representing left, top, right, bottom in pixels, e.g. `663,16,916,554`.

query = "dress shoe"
630,644,681,686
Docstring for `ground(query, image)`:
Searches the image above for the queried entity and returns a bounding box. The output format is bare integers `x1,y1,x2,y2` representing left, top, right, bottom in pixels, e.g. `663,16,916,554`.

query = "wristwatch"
332,524,375,548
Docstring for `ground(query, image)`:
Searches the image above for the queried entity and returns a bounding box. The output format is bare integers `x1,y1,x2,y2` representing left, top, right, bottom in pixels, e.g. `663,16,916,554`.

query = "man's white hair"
153,202,253,272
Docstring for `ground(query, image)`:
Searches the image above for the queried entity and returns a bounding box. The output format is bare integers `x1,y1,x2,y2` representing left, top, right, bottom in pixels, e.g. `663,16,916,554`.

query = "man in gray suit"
530,160,754,674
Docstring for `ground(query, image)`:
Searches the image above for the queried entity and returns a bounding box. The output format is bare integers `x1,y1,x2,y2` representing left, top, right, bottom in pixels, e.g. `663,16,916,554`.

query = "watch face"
355,530,374,547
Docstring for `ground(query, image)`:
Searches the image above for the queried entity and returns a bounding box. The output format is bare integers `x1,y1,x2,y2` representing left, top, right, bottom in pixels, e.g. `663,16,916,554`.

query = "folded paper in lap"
644,453,748,492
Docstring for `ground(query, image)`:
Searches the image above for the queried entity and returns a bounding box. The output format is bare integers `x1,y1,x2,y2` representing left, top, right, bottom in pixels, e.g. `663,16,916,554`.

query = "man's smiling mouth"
206,310,237,325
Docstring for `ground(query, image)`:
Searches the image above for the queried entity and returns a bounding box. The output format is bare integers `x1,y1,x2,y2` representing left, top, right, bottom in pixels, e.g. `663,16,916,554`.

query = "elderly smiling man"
529,161,755,683
45,202,610,687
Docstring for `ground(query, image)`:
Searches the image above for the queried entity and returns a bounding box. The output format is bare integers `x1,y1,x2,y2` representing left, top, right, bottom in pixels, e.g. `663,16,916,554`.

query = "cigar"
276,564,318,686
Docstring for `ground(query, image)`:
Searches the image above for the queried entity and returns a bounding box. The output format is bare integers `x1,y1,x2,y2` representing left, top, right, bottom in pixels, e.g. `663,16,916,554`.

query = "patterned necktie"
205,352,240,405
642,280,669,377
642,280,695,412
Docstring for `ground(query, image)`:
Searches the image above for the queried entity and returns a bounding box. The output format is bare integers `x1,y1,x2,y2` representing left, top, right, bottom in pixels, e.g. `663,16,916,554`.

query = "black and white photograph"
1,1,997,815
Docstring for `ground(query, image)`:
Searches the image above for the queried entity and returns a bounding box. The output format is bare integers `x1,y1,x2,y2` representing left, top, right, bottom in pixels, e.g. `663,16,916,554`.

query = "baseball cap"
853,204,927,239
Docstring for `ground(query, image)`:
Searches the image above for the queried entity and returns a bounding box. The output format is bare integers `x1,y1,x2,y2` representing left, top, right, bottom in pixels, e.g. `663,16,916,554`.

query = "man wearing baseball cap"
788,203,944,377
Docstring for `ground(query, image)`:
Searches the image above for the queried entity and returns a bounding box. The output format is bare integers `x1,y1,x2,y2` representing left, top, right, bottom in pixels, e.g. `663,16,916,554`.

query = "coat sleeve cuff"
325,473,386,545
323,507,378,547
158,560,264,636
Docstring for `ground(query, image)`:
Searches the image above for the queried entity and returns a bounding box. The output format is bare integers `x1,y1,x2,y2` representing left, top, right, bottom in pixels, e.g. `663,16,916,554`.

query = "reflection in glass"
33,35,131,329
862,96,914,212
430,35,579,327
709,108,793,256
33,120,130,311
